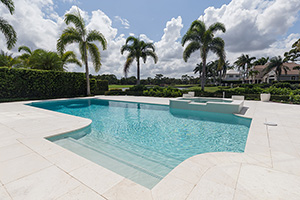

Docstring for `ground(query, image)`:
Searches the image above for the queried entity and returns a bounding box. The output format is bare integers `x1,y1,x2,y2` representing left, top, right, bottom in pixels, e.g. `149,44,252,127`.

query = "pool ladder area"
55,137,181,189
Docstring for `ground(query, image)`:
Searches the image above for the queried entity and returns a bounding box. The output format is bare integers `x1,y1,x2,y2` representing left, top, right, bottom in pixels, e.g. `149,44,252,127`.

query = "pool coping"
0,96,300,199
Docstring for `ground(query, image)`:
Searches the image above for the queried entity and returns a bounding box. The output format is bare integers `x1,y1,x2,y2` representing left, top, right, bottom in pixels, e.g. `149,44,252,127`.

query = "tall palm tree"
121,36,158,85
234,54,256,82
182,20,226,91
57,10,107,95
1,0,17,49
263,56,289,81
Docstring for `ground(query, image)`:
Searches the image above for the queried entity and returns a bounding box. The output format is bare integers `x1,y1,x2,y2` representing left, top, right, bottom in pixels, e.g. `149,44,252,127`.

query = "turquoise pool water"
29,99,251,188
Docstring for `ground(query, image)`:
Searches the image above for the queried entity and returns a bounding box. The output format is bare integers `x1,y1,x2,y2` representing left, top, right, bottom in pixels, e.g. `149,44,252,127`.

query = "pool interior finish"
29,99,251,189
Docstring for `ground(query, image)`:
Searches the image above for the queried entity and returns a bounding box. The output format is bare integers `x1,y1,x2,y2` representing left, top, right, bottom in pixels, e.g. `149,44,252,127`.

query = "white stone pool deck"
0,96,300,200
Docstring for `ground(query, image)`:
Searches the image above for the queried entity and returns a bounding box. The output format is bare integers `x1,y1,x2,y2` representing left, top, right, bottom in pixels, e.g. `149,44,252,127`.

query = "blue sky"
1,0,300,78
53,0,233,41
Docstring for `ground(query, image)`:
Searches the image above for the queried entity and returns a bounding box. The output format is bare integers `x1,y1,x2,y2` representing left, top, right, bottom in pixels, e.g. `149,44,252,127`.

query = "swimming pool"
29,98,251,189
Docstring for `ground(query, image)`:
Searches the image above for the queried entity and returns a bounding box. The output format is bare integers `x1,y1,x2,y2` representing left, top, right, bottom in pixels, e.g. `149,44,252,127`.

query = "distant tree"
253,57,269,66
0,50,19,67
0,0,17,49
121,36,158,85
57,10,107,95
182,20,226,90
234,54,256,81
154,73,164,85
263,56,290,81
284,39,300,62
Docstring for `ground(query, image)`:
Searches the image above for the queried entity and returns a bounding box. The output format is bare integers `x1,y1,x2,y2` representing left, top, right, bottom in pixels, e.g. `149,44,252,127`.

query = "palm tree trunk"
201,58,206,91
84,46,91,96
137,58,140,85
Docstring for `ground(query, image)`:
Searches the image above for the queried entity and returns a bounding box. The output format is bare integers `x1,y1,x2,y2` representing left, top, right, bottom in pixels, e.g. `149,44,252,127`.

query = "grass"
109,85,134,89
173,84,198,87
185,86,220,93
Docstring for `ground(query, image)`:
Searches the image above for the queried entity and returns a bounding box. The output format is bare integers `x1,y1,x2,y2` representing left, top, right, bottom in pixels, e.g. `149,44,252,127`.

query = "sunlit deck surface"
0,96,300,199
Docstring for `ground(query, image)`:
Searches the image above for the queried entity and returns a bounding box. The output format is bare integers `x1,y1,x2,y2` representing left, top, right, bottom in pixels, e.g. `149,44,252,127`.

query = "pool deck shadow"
237,106,249,115
0,96,300,199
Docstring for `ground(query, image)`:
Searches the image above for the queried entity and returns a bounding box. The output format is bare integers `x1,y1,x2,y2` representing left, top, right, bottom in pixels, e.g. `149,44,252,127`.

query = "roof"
251,62,300,79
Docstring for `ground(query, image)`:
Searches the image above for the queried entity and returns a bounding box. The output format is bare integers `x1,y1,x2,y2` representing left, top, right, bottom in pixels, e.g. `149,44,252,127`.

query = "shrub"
0,67,108,100
143,86,182,97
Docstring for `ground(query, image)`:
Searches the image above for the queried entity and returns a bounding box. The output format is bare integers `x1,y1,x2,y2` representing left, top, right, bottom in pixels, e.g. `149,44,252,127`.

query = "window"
229,75,234,78
235,75,240,78
291,76,296,80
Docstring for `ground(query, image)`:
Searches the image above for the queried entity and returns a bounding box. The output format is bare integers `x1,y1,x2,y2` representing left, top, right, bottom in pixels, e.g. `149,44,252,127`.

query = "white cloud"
1,0,300,79
199,0,300,53
114,16,130,29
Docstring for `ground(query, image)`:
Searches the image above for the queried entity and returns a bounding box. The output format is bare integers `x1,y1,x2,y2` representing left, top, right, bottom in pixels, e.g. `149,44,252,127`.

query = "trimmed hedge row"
105,85,182,97
0,67,108,100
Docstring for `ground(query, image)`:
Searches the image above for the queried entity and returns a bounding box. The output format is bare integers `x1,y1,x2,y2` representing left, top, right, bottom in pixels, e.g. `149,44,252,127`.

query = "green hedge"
0,67,108,100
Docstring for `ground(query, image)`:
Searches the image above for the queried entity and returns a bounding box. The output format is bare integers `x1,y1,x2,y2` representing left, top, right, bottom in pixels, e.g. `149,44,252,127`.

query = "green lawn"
109,85,134,89
173,84,198,87
185,86,219,93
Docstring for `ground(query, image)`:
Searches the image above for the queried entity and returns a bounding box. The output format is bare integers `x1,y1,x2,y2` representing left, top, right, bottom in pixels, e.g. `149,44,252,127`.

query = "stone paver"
0,96,299,199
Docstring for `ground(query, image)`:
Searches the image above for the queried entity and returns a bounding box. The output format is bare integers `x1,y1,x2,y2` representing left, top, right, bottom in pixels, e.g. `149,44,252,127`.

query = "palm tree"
121,36,158,85
248,70,259,83
234,54,256,82
18,46,81,70
28,49,64,71
182,20,226,91
0,50,19,67
1,0,17,49
263,56,289,81
253,57,269,66
58,51,82,70
57,10,107,95
18,45,32,67
292,38,300,51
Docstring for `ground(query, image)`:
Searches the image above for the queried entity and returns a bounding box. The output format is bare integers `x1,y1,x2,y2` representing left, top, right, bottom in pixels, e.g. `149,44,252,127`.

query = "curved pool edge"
0,97,299,199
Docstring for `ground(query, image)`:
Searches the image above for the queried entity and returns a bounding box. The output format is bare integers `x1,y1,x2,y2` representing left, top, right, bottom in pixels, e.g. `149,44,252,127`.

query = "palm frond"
293,65,300,70
57,31,81,54
86,30,107,50
0,18,17,49
125,36,138,44
64,58,82,67
61,51,76,62
124,57,134,77
142,51,158,64
120,44,134,55
1,0,14,14
143,42,155,52
87,42,101,72
208,22,226,34
64,12,86,36
18,45,31,54
183,41,200,62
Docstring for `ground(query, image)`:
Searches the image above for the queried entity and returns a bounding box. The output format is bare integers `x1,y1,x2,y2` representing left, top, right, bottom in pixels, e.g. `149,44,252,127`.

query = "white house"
223,70,242,81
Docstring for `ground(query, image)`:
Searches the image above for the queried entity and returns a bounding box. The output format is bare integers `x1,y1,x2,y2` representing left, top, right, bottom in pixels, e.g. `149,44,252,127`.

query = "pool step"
80,133,182,169
55,138,166,188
